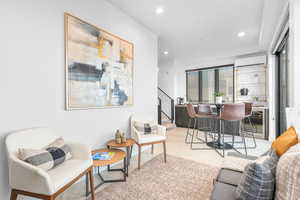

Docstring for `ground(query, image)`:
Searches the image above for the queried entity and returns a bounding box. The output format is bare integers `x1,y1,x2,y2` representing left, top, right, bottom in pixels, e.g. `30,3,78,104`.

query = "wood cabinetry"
175,104,269,140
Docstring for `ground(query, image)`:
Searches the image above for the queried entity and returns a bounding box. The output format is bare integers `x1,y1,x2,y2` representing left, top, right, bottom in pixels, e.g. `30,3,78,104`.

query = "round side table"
86,148,126,197
107,138,135,176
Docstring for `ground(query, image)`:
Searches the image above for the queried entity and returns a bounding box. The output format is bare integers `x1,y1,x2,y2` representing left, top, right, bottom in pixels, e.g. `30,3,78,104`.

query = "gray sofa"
210,168,243,200
210,145,300,200
210,107,300,200
210,153,260,200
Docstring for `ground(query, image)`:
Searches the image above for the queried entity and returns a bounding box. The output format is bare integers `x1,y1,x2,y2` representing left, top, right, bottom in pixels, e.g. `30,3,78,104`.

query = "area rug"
94,154,219,200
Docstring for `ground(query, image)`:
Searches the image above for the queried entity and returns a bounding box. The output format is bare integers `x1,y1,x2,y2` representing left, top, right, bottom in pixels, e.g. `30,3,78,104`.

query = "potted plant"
214,92,224,104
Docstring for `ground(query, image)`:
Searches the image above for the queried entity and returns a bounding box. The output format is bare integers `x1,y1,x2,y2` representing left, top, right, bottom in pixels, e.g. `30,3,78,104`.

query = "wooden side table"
86,148,126,196
107,138,135,176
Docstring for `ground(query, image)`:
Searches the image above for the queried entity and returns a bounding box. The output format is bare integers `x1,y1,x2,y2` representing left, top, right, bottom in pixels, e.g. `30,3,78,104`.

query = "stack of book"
92,152,115,161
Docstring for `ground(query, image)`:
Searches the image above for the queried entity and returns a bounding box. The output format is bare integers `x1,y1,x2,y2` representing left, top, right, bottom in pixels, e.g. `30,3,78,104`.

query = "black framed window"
186,65,234,103
186,70,200,103
275,32,289,136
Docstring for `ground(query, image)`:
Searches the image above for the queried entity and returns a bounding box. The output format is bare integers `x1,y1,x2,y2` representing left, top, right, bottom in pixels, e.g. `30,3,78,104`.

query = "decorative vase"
116,137,122,144
121,133,127,143
115,130,122,144
216,96,223,104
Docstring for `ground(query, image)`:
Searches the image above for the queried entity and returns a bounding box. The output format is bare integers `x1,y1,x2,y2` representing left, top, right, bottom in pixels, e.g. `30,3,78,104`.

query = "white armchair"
5,128,95,200
131,114,167,169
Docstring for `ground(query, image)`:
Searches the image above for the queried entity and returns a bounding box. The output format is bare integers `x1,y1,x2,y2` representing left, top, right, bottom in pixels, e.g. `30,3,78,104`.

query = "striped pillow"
19,138,72,171
134,121,158,135
235,150,278,200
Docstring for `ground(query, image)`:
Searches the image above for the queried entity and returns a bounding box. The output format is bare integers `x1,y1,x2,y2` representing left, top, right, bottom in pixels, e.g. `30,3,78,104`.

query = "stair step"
162,122,176,130
162,119,171,123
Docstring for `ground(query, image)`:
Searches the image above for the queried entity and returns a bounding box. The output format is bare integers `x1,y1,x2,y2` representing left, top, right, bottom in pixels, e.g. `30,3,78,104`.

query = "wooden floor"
154,127,270,167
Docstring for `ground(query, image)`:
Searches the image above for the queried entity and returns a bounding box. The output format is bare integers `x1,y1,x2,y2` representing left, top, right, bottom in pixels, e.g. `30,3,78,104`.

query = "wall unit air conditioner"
235,55,267,67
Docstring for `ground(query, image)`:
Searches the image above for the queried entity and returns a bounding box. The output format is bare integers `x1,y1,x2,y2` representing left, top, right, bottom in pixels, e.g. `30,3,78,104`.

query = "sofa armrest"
227,152,258,160
221,154,255,172
9,156,53,195
68,143,92,161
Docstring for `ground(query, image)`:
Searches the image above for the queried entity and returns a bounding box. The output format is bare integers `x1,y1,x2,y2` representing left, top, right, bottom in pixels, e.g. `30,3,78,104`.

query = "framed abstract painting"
64,13,134,110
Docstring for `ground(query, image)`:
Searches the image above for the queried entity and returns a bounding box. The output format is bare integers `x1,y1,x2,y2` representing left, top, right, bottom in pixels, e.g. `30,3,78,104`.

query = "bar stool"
196,104,215,143
220,103,247,156
243,102,257,148
185,104,199,144
185,104,216,150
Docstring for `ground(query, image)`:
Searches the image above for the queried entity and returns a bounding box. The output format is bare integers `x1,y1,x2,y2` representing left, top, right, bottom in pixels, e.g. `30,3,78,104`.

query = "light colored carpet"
94,154,219,200
56,127,269,200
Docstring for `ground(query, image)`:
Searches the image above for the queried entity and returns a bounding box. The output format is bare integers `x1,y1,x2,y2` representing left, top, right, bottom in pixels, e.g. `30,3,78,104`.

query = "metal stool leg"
233,117,257,149
185,118,192,143
190,118,197,149
189,118,208,147
240,121,248,156
248,116,257,148
204,122,208,143
191,117,219,150
222,120,225,157
196,118,210,142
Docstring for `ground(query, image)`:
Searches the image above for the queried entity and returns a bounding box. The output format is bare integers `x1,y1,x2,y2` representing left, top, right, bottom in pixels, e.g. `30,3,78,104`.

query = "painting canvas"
65,13,134,110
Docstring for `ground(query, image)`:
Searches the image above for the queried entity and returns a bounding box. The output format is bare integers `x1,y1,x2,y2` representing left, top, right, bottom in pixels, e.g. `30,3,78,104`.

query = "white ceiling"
107,0,288,65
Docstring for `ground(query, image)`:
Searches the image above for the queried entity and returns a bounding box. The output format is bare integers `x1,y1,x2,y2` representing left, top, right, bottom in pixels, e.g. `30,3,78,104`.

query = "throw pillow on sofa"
272,126,298,157
235,150,278,200
19,137,72,171
275,143,300,200
134,121,158,135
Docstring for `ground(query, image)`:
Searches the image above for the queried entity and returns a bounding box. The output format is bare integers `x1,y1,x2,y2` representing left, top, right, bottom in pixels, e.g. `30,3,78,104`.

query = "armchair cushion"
47,159,91,192
19,138,72,171
210,182,236,200
138,134,166,144
134,121,158,135
216,168,243,186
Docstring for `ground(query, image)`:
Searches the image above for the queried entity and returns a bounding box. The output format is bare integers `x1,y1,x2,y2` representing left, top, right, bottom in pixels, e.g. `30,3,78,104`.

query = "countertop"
176,103,269,109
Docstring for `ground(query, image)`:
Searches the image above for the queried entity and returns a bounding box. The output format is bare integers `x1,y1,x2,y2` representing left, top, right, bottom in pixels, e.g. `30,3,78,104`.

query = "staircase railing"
158,98,162,125
158,87,175,124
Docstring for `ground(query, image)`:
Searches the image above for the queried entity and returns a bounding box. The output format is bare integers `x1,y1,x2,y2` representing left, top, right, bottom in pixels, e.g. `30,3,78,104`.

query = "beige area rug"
94,154,219,200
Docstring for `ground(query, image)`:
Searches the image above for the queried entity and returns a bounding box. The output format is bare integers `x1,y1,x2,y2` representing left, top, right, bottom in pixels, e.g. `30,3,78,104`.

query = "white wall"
267,54,277,141
158,60,176,98
289,0,300,107
0,0,157,199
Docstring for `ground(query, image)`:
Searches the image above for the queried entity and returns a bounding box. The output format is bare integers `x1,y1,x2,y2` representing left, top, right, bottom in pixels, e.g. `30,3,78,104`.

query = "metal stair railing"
158,87,174,124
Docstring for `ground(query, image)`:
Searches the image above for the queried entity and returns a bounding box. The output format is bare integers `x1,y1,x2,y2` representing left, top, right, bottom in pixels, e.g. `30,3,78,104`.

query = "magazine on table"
92,152,115,160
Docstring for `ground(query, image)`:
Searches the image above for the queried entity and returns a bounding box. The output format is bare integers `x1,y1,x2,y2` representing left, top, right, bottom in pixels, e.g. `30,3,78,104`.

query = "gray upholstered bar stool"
220,103,247,156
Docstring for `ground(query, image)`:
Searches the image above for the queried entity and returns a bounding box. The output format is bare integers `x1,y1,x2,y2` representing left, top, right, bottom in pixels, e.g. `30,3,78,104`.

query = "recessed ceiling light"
163,51,169,55
238,32,246,37
156,7,164,14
